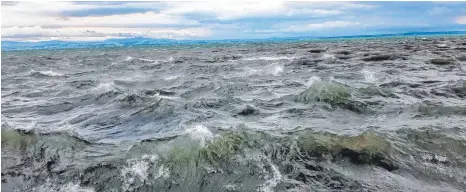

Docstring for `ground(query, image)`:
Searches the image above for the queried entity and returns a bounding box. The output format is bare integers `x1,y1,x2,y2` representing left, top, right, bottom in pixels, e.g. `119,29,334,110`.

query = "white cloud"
333,2,376,9
1,1,204,41
2,26,212,41
3,2,98,15
162,1,286,20
2,11,198,28
286,2,376,10
456,16,466,24
0,1,376,41
285,9,342,17
2,36,127,42
243,29,279,33
280,21,360,32
161,1,373,20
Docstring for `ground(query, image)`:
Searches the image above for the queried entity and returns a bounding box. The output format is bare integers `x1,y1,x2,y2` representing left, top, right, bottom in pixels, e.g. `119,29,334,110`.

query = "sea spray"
306,76,322,87
272,64,284,76
362,69,377,83
184,124,216,147
33,180,95,192
121,154,168,191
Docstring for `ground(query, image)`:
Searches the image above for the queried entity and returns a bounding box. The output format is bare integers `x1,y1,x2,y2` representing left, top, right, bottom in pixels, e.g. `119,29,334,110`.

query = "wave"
121,154,169,191
239,63,285,77
125,56,133,61
138,58,156,62
3,125,466,191
164,75,179,80
297,79,351,105
184,124,216,147
68,80,99,89
30,70,65,77
321,53,336,60
272,64,284,76
242,56,296,61
33,180,95,192
361,69,377,83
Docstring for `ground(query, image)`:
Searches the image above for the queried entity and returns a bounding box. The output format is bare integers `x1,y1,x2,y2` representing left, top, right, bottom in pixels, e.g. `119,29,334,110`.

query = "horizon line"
2,30,465,51
2,30,466,43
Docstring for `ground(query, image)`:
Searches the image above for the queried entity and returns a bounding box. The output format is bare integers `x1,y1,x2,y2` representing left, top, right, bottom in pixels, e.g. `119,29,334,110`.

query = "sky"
1,1,466,42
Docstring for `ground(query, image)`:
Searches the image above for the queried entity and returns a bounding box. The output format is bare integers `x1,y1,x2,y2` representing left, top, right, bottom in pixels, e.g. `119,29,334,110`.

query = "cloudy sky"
2,1,466,42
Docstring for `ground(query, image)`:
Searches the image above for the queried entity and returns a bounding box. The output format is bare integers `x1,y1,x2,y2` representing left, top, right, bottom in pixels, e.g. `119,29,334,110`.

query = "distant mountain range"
2,31,465,51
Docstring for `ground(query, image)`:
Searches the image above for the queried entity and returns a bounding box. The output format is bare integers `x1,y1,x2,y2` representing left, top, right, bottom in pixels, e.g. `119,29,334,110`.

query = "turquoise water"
2,31,465,51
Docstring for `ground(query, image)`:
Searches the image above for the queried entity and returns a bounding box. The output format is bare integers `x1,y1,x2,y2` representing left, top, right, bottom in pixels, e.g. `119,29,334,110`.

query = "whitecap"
244,68,260,76
240,63,284,77
258,157,283,192
242,56,296,61
31,70,64,77
138,58,155,62
306,76,322,87
362,69,377,83
33,179,95,192
164,75,179,80
93,81,114,92
223,184,238,191
184,124,216,147
436,44,448,48
321,53,336,60
3,121,37,132
120,154,169,191
39,122,74,133
272,64,284,76
125,56,133,61
122,155,156,181
42,70,64,76
149,91,179,100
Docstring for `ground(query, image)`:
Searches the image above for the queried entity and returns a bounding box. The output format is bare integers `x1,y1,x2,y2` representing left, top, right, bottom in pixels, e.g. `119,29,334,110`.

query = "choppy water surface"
2,37,466,192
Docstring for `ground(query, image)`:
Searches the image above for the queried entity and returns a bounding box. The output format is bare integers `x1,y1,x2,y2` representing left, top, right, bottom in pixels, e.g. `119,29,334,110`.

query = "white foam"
125,56,133,61
123,157,151,180
33,179,95,192
164,75,179,80
242,56,295,61
306,76,322,87
243,68,260,76
4,121,37,131
44,70,64,76
322,53,336,60
240,63,284,77
31,70,64,77
39,122,74,133
272,65,284,76
223,184,239,191
138,58,155,62
149,92,178,100
362,69,377,83
121,154,168,191
436,43,448,48
184,124,215,147
93,81,114,92
258,157,283,192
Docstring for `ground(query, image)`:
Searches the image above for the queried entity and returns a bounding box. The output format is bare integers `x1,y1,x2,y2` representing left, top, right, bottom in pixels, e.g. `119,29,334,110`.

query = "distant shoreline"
2,31,465,52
